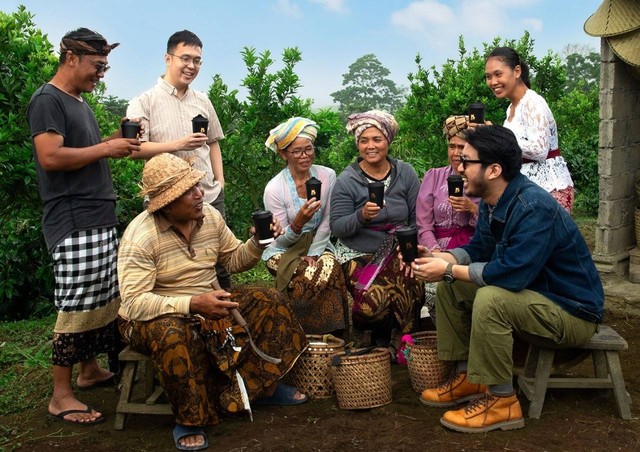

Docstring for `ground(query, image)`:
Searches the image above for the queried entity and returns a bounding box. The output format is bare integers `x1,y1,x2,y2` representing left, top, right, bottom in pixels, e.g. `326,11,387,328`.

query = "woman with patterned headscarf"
330,110,423,360
416,115,480,323
262,117,350,335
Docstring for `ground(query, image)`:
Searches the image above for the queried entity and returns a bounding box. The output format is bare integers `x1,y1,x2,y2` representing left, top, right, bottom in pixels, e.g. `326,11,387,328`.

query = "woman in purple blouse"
416,115,480,321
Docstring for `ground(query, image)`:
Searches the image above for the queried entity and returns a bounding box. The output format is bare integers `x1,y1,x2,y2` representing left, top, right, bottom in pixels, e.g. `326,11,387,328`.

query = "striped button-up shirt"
118,205,263,321
127,77,225,203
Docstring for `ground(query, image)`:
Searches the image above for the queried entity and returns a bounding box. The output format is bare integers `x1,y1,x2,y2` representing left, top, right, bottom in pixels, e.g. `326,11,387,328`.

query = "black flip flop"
47,406,105,426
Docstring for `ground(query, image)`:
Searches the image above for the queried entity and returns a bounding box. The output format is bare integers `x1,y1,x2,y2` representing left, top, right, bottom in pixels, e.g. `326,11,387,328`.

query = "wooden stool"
114,346,172,430
517,325,631,420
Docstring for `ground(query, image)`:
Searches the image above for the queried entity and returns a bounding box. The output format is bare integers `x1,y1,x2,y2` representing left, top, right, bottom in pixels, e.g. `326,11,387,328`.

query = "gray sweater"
330,157,420,254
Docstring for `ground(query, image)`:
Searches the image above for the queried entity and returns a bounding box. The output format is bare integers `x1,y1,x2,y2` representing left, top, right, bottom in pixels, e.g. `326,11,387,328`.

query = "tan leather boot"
440,391,525,433
420,371,488,407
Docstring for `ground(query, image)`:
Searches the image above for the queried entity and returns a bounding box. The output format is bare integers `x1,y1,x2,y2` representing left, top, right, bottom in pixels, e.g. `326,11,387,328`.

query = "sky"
4,0,603,108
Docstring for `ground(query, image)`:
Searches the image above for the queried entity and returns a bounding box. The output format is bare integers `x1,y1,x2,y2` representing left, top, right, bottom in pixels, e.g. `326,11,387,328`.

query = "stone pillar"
593,38,640,277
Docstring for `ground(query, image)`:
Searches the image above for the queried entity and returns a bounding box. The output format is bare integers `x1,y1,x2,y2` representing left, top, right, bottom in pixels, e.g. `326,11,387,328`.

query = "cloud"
390,1,455,32
390,0,545,56
520,17,543,32
274,0,303,18
309,0,348,13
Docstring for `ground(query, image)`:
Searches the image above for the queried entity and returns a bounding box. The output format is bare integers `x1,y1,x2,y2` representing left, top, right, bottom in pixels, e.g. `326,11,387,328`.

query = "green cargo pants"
435,281,597,385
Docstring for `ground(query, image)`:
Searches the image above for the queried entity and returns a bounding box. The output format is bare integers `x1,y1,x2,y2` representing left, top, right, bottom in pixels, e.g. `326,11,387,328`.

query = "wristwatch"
443,263,455,284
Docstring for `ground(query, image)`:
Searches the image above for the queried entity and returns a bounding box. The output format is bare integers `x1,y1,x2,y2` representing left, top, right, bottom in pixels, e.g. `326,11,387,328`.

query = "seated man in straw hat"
117,153,308,451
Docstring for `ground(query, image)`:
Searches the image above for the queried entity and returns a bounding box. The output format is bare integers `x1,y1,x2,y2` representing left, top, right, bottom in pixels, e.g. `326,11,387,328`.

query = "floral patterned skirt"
118,285,307,426
343,256,424,334
266,251,351,334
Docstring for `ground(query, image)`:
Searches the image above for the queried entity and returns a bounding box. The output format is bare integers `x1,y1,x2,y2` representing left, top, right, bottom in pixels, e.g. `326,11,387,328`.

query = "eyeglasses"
460,155,484,169
286,145,315,159
83,55,110,74
168,53,203,67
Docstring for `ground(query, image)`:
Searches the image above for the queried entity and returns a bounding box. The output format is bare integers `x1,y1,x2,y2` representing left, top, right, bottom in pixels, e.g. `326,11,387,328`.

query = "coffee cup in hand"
396,227,418,263
121,120,141,139
368,181,385,208
305,177,322,201
467,102,486,124
252,210,274,245
447,174,464,197
192,114,209,134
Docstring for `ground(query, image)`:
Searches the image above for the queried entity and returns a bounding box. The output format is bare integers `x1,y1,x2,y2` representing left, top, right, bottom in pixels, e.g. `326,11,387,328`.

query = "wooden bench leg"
114,360,138,430
605,350,631,420
527,348,555,420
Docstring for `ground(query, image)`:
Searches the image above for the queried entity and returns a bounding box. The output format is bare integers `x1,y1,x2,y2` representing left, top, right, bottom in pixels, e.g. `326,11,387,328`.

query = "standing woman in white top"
485,46,574,212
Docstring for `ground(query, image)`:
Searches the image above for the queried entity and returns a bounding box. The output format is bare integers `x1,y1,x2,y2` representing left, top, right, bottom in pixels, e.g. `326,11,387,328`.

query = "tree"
210,47,312,232
209,47,349,234
0,6,58,319
562,44,600,93
101,94,129,119
331,54,404,117
396,32,598,215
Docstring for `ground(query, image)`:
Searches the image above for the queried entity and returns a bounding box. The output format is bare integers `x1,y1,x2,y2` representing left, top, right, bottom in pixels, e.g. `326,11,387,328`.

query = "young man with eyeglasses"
408,125,603,433
27,28,141,427
127,29,231,289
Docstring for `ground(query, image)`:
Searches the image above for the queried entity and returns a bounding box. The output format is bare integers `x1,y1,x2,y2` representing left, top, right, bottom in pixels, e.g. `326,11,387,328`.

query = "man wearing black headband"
27,28,140,426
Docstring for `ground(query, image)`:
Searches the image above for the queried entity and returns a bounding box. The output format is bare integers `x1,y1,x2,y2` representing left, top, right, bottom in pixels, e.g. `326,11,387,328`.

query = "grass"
0,315,54,417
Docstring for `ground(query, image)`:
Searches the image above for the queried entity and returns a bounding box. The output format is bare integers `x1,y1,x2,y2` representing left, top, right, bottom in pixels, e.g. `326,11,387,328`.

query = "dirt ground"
2,309,638,452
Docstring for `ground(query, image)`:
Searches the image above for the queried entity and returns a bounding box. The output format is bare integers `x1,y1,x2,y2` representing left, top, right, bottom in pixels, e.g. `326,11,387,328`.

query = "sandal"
173,424,208,451
253,384,307,406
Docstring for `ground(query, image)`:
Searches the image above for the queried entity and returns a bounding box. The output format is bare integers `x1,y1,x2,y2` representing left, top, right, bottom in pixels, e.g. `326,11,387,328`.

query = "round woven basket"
406,331,453,393
330,347,392,410
286,335,345,399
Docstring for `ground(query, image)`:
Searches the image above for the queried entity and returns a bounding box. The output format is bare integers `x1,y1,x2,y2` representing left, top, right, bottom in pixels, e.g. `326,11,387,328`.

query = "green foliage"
331,54,405,118
102,94,129,119
0,7,58,318
550,85,600,214
0,6,602,320
397,32,597,216
562,45,600,93
210,47,345,234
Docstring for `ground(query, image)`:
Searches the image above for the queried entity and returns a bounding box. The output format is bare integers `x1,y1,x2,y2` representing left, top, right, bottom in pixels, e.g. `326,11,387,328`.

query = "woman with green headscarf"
262,117,350,335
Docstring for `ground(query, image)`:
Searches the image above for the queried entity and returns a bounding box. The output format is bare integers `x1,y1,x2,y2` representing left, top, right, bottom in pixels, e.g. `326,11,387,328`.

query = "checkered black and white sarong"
52,227,120,312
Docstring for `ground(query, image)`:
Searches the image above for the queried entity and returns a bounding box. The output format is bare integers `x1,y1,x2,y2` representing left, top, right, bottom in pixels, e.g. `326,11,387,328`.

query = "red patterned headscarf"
346,110,399,144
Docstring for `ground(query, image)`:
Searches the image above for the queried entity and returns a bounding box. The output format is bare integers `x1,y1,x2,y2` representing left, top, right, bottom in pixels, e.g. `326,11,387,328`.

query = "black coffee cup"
252,210,274,245
306,177,322,201
447,174,464,197
468,102,486,124
121,120,141,139
192,114,209,134
396,227,418,263
368,181,385,208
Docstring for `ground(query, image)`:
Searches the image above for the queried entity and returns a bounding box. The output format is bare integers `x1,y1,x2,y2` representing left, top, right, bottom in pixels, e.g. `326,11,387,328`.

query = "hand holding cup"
121,119,142,139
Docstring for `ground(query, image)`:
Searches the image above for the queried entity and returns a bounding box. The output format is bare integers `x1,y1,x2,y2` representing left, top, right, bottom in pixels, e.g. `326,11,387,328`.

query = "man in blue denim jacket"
409,125,604,434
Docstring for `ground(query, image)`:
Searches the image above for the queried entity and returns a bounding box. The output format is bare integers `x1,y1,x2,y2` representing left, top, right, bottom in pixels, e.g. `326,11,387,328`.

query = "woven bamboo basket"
330,347,392,410
406,331,453,393
286,335,345,399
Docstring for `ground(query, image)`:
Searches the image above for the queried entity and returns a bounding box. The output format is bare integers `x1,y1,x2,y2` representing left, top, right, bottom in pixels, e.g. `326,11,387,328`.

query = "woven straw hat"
584,0,640,37
607,28,640,66
140,153,205,213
